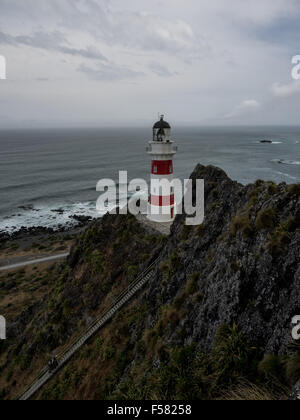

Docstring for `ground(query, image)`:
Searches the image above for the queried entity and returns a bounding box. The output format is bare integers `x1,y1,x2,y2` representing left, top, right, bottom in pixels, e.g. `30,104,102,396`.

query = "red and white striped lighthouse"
147,116,178,223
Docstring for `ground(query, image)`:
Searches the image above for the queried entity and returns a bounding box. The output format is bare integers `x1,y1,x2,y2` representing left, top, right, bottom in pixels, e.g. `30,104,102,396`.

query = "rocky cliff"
0,165,299,400
147,164,299,355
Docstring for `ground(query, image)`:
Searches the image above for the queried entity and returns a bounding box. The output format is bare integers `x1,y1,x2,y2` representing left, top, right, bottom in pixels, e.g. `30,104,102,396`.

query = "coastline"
0,216,96,264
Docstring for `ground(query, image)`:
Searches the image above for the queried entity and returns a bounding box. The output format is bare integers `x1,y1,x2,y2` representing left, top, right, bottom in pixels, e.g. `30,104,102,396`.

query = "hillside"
1,165,299,400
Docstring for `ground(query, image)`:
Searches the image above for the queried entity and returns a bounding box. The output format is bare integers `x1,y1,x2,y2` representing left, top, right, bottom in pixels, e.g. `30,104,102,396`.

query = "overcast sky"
0,0,300,128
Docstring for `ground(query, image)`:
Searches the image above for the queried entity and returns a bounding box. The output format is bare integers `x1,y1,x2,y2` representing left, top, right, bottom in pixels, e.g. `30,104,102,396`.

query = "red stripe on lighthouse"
150,194,175,206
151,160,173,175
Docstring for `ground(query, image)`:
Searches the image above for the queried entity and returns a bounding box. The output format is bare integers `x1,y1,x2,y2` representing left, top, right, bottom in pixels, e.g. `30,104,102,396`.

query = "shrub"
174,292,186,310
210,201,221,211
231,214,254,238
170,251,180,270
161,306,180,329
212,324,257,387
102,345,115,361
144,329,158,350
126,265,138,279
255,207,277,231
197,224,205,237
288,184,300,197
249,189,259,207
159,251,181,282
181,225,193,241
185,273,199,295
267,182,278,195
285,353,300,385
90,250,105,275
266,217,295,256
136,339,146,356
254,180,265,188
230,260,240,272
258,355,284,380
219,380,286,400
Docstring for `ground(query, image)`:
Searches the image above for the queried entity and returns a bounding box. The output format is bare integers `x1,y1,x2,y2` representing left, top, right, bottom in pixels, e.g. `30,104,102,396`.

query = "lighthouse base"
136,213,172,236
147,204,175,224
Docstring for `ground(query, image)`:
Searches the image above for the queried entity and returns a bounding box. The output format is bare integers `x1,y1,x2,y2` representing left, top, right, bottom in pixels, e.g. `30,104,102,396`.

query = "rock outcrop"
144,165,300,355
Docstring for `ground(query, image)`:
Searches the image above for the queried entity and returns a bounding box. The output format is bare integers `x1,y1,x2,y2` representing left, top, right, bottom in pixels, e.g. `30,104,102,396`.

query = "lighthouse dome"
153,115,171,142
153,116,171,129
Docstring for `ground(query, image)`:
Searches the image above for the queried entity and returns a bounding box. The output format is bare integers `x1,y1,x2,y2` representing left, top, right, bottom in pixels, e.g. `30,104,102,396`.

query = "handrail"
55,257,159,358
18,256,160,400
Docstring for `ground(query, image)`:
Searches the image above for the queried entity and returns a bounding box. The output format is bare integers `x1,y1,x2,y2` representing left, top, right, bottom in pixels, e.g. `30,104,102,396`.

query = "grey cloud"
58,45,107,61
0,0,207,61
0,31,15,45
148,62,176,78
78,62,144,81
107,11,209,60
225,99,261,119
0,0,300,126
272,81,300,98
0,30,107,61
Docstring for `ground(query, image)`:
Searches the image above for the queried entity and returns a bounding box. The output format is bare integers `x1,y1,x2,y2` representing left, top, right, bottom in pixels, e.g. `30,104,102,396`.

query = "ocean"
0,126,299,233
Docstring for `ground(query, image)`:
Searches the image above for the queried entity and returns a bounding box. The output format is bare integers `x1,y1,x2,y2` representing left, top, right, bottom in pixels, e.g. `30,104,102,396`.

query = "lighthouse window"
169,165,172,173
154,166,158,173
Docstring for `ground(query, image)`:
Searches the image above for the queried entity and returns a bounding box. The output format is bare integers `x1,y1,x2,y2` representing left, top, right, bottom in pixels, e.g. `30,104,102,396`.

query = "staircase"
18,258,159,400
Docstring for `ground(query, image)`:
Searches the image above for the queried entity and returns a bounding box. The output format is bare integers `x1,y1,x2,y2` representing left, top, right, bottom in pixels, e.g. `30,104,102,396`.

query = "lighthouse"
147,116,178,223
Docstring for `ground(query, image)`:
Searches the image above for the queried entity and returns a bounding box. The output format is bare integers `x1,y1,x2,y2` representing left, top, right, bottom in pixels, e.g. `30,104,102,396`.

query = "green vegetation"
181,225,193,241
0,170,298,401
159,251,181,282
185,273,200,295
255,206,277,231
90,250,105,275
288,184,300,196
197,224,205,237
230,213,254,238
107,324,291,400
210,201,221,211
266,217,296,256
267,182,279,195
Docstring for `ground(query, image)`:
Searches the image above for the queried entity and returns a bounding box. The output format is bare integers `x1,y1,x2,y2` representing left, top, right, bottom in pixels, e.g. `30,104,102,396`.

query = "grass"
288,184,300,196
185,273,200,295
255,206,278,231
266,217,296,256
230,213,254,238
219,380,288,400
159,251,181,282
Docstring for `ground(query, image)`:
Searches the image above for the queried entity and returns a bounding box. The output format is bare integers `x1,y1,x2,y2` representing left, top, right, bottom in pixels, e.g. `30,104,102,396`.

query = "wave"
0,201,103,234
275,171,297,181
271,159,300,166
0,189,148,234
255,141,283,144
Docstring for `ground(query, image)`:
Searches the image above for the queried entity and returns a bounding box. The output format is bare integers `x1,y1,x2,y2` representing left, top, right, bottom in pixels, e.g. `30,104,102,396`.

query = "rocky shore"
0,215,96,249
